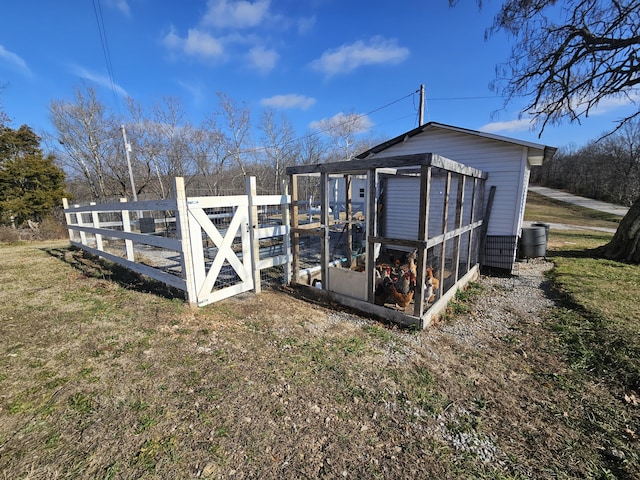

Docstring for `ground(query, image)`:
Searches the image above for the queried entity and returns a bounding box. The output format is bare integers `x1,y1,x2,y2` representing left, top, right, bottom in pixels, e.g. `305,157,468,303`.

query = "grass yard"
0,192,639,479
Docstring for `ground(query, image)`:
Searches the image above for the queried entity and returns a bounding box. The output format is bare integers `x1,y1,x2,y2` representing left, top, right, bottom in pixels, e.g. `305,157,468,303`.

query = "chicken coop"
356,122,557,271
286,152,488,328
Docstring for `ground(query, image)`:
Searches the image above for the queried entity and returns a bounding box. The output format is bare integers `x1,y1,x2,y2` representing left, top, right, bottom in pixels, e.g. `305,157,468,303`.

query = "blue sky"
0,0,637,152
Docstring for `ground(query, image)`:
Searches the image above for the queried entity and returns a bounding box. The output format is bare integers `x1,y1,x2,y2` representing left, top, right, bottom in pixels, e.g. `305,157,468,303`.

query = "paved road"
526,185,630,234
528,186,629,217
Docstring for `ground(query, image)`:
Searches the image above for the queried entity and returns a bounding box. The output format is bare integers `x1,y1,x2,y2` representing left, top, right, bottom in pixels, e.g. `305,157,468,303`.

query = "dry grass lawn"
0,231,638,478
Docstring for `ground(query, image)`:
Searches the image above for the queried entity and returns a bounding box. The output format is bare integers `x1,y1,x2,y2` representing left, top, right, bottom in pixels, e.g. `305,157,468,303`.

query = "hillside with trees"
474,0,640,263
531,119,640,208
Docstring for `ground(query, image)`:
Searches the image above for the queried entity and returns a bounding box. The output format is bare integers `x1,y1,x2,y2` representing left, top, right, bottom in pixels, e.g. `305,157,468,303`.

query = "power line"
427,95,506,101
123,90,420,161
247,90,419,156
92,0,120,109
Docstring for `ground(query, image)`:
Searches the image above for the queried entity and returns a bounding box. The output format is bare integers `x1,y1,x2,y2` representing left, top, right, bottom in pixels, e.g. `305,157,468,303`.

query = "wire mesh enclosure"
286,153,487,328
63,177,291,307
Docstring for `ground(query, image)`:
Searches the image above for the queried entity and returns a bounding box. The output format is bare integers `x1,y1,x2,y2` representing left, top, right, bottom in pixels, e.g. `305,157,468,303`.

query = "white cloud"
163,27,224,60
480,118,534,134
310,37,409,78
0,44,32,77
584,91,640,116
247,45,278,73
69,65,128,97
202,0,270,29
184,29,224,57
260,94,315,110
104,0,130,17
481,89,640,135
297,16,316,34
310,112,374,135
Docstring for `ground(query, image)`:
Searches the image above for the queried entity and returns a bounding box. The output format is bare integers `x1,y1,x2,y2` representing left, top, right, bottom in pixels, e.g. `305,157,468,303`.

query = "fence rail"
62,177,291,306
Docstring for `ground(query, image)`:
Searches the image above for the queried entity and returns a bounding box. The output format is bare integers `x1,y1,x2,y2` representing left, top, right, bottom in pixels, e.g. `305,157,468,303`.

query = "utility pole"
418,84,425,126
121,124,138,202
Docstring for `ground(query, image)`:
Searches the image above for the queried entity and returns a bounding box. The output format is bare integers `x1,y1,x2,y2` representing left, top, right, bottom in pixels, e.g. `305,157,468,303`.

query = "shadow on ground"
43,245,186,301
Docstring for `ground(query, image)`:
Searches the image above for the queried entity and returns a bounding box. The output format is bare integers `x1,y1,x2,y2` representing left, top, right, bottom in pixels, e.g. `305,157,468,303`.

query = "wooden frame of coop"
286,153,488,329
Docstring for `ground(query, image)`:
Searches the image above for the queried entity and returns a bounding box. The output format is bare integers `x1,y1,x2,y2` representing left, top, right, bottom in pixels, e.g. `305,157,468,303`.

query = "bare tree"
472,0,640,263
216,92,252,179
532,121,640,207
296,131,327,205
49,86,120,202
600,119,640,206
482,0,640,135
152,97,196,183
258,109,297,193
123,97,196,198
313,112,372,162
123,98,160,198
299,131,326,166
192,119,228,195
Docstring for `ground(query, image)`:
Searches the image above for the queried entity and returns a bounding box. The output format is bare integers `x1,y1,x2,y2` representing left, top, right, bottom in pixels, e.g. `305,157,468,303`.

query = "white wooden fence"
62,177,291,307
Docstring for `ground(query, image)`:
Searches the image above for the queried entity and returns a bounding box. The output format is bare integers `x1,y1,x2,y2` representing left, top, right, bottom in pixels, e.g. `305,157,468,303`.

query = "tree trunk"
594,195,640,264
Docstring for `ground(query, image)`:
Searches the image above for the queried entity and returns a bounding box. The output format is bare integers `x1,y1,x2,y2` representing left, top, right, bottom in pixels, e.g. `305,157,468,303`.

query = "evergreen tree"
0,125,66,226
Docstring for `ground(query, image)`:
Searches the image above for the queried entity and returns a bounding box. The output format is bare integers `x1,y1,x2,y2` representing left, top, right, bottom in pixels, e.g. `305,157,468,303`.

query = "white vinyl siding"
382,173,473,258
368,128,528,237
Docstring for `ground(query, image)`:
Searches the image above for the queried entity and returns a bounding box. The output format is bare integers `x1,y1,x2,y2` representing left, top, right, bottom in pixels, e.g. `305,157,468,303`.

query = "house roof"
355,121,557,165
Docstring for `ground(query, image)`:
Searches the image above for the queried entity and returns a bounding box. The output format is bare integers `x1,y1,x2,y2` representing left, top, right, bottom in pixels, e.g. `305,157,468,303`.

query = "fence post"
62,198,75,242
280,178,292,284
452,175,466,283
246,176,261,294
467,178,479,272
366,168,377,303
90,202,104,251
289,175,300,284
120,198,135,261
414,164,431,318
174,177,199,307
75,203,87,245
320,172,330,291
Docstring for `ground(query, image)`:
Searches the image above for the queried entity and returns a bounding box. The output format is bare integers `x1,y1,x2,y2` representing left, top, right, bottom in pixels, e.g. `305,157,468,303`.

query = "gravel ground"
393,257,558,465
399,257,555,351
305,257,558,467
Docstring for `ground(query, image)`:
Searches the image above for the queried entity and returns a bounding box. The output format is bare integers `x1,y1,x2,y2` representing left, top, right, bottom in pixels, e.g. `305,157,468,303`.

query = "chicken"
397,249,418,278
374,266,392,305
374,254,437,310
394,268,412,294
423,279,434,305
375,269,416,310
374,265,392,288
426,267,439,291
423,267,438,303
386,271,416,310
397,252,437,303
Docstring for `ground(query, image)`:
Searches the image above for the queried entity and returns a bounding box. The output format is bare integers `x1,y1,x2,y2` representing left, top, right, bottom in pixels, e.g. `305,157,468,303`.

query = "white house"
355,122,556,270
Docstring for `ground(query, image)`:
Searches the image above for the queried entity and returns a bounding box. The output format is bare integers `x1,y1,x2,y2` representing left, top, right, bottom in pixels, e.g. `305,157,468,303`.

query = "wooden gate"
184,195,254,306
